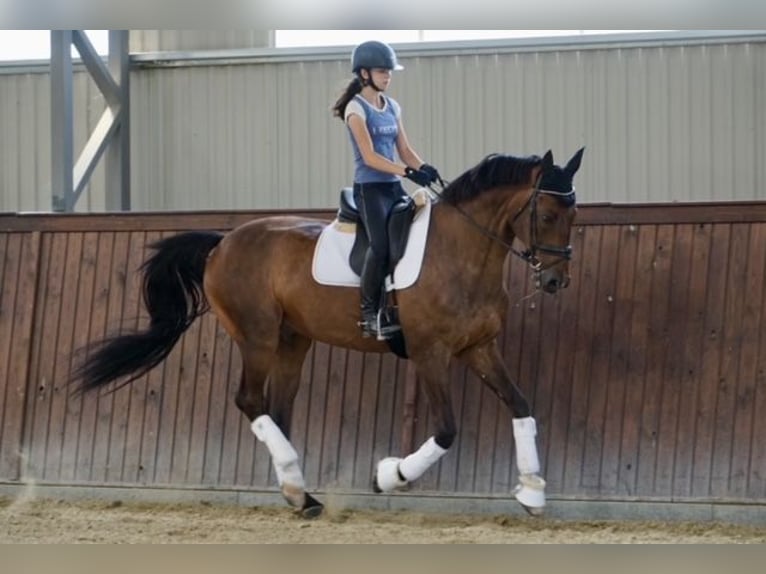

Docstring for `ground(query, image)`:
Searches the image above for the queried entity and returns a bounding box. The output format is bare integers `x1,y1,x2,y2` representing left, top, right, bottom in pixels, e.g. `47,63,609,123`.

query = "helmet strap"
359,69,384,92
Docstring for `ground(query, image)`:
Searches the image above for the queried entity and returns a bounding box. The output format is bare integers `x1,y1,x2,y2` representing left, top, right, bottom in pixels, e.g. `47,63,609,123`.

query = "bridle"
427,175,575,273
512,185,575,271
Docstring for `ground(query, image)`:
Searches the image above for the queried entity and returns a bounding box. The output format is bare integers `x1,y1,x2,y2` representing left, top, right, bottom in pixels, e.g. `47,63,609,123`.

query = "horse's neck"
431,189,526,291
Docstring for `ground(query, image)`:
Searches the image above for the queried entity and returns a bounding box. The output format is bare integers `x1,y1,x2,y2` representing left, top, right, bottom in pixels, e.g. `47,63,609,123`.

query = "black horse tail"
73,231,224,393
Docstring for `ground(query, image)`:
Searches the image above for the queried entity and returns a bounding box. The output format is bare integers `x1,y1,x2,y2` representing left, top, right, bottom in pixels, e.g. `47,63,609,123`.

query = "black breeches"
354,181,407,314
353,181,408,262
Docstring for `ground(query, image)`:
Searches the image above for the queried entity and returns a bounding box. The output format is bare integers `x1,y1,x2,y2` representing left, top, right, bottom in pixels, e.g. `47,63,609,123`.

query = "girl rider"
332,40,441,340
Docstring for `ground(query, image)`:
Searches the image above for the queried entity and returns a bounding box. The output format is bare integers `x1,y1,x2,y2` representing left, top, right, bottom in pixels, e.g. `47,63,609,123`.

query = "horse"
73,147,584,518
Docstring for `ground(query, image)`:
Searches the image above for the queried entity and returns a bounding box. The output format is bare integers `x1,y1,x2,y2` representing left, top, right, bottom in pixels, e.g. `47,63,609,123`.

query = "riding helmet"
351,41,404,72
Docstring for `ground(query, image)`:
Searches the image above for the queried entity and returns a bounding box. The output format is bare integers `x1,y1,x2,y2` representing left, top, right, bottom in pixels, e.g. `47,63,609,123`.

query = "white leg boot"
374,457,408,492
252,415,307,508
512,416,546,514
375,436,448,493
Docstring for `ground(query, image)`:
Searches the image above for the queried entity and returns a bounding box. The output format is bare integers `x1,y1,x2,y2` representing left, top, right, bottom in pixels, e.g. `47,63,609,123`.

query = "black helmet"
351,41,403,73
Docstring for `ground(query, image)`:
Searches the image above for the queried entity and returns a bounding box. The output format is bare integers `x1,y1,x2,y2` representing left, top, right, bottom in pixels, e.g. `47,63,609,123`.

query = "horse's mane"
440,154,543,205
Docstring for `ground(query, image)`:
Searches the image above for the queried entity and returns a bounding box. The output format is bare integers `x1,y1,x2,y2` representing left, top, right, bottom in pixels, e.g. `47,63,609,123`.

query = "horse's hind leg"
262,329,323,518
206,247,317,516
234,337,308,515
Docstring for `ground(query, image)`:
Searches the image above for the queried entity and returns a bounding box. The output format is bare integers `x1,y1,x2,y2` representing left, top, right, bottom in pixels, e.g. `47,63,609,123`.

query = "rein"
426,176,574,272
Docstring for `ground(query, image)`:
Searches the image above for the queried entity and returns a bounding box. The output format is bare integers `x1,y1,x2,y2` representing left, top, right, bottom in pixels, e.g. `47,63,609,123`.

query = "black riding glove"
419,163,441,185
404,166,433,187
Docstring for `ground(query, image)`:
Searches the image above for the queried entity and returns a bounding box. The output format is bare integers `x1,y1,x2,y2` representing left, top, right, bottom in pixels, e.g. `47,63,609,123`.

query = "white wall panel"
1,33,765,212
0,68,108,212
130,30,272,53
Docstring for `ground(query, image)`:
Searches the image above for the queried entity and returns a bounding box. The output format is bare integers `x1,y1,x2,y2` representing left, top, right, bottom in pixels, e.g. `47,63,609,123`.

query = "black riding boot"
359,249,401,340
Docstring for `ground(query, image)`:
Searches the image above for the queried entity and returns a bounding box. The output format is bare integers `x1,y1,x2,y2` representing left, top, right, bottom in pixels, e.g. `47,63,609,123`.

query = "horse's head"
512,147,583,294
437,148,583,294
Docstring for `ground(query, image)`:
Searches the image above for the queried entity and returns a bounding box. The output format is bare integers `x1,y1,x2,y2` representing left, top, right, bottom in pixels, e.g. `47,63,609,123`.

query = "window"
274,30,665,48
0,30,108,61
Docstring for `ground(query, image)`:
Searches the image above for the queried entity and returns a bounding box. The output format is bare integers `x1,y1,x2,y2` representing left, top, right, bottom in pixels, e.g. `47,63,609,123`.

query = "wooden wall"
1,203,765,505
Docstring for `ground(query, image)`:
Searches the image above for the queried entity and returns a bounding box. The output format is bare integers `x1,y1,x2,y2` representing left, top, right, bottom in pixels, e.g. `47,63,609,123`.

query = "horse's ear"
542,150,554,171
565,147,585,176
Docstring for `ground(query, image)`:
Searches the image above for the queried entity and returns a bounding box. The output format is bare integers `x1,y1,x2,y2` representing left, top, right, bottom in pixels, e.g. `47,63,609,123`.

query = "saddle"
336,187,417,276
336,187,418,359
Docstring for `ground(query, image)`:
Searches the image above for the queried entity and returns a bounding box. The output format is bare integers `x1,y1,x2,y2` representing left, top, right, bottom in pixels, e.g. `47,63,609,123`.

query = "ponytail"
332,76,363,121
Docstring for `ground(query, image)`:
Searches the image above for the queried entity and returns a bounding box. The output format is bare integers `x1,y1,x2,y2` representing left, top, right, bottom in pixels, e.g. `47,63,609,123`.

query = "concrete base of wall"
1,482,763,526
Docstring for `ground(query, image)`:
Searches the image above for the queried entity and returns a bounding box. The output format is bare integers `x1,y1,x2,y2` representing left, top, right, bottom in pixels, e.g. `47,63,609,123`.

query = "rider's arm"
346,113,408,177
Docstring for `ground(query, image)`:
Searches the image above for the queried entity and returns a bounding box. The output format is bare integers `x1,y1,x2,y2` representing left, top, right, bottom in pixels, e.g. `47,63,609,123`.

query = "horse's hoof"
521,504,545,517
300,493,324,519
513,474,546,515
281,483,307,509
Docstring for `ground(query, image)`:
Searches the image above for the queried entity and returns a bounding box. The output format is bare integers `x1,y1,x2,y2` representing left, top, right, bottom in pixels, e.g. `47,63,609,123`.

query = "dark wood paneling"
136,231,165,486
617,225,656,496
4,201,766,234
336,349,365,488
350,352,379,490
301,341,331,490
581,225,620,491
672,222,713,498
120,231,151,484
89,232,120,484
635,224,674,498
599,224,639,494
0,232,39,481
692,223,730,498
710,223,750,498
1,203,765,506
745,224,766,499
730,223,765,498
655,224,693,496
563,225,603,493
544,224,589,493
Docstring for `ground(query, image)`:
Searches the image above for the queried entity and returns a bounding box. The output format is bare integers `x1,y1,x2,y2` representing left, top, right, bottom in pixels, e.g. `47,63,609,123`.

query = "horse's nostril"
544,278,560,293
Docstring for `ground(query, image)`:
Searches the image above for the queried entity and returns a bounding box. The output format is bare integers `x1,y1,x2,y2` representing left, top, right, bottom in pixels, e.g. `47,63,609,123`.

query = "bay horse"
74,147,584,518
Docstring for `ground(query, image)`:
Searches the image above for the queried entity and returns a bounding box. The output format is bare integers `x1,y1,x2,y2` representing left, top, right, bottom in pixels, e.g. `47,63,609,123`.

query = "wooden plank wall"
407,206,766,503
1,204,765,504
0,231,39,481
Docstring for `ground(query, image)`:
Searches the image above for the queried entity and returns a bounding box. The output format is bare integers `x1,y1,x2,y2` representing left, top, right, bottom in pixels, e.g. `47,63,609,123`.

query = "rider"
332,40,441,340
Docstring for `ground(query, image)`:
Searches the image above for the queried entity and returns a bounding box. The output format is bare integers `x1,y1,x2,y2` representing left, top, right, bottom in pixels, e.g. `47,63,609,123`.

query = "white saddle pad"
312,189,433,291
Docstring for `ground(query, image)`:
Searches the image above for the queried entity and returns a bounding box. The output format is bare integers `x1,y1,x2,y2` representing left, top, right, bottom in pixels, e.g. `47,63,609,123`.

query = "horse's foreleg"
375,350,454,493
461,341,546,515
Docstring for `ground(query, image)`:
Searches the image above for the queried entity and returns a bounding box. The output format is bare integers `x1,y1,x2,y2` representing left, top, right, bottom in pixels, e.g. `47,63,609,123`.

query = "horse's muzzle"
538,270,570,294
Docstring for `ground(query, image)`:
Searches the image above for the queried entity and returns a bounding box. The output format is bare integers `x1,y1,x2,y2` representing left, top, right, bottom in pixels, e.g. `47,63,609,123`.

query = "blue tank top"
345,95,401,184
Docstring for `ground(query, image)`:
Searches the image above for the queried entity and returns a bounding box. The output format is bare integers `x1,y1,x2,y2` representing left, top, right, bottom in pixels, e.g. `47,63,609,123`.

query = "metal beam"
105,31,130,211
72,30,120,109
72,107,121,203
50,31,74,212
50,30,130,212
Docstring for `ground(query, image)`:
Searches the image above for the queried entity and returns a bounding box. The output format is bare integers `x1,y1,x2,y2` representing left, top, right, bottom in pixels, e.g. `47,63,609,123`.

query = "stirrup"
358,312,401,341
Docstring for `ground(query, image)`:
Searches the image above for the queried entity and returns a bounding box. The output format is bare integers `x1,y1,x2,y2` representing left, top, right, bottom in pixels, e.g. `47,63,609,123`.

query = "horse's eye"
541,213,555,224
